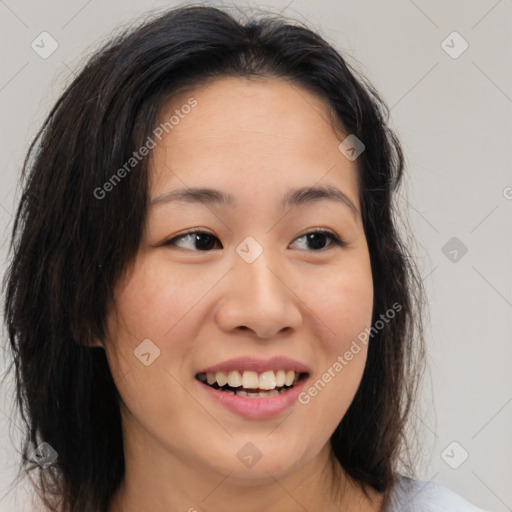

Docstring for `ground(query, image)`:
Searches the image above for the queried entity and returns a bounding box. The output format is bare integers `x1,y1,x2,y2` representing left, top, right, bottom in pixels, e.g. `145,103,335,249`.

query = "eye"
163,230,346,252
163,231,222,251
163,229,346,252
290,229,346,251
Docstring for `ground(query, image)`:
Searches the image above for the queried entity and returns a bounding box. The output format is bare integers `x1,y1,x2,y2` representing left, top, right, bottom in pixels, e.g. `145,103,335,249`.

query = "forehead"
149,77,360,210
156,76,343,147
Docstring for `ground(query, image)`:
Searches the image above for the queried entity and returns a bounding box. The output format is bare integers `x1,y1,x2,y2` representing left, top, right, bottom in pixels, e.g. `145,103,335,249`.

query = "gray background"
0,1,510,511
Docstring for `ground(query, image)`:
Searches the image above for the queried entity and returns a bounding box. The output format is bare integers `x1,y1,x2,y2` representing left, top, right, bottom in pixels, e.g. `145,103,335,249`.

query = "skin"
100,77,382,512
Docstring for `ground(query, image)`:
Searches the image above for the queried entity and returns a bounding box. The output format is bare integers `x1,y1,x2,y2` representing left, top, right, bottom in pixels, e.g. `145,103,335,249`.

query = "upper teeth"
199,370,299,390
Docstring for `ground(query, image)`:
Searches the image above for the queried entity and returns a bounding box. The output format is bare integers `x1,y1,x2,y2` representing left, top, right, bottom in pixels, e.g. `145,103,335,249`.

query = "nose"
214,251,303,339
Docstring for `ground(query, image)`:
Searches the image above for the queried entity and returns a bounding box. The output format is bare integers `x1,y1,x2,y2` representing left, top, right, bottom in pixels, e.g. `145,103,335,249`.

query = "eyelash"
162,228,347,252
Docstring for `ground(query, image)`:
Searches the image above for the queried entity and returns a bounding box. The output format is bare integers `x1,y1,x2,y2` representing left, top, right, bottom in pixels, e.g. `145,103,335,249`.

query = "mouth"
195,370,309,398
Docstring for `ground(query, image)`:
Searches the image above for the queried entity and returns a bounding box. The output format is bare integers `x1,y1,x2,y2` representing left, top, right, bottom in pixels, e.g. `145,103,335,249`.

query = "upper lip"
196,356,311,375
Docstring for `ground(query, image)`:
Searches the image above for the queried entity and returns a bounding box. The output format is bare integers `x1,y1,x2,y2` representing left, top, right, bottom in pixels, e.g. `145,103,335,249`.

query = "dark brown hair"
3,4,425,511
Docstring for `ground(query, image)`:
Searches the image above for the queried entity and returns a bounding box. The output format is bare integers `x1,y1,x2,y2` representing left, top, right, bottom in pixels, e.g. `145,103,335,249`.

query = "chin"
216,438,310,484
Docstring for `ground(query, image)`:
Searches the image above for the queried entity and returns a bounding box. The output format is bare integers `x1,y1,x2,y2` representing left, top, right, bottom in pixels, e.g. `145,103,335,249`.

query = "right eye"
162,230,222,251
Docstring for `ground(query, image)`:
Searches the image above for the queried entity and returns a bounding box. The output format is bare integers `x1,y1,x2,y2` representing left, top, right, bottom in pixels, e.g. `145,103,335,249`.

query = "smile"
196,370,308,397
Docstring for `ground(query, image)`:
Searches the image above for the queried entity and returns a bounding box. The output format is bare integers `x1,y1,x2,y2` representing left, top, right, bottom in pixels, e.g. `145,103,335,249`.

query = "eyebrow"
150,184,359,218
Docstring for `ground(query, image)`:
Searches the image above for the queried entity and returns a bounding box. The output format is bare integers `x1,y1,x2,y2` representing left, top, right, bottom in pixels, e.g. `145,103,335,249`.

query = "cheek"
109,256,215,342
102,290,200,449
304,258,374,351
102,259,205,408
296,257,373,416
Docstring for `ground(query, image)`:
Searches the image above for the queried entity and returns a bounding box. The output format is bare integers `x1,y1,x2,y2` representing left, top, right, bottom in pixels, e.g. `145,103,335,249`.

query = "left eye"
290,230,345,251
163,230,345,251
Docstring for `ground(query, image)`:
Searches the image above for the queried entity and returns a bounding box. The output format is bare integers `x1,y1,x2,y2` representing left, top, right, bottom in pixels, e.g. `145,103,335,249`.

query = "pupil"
308,233,326,250
196,234,216,250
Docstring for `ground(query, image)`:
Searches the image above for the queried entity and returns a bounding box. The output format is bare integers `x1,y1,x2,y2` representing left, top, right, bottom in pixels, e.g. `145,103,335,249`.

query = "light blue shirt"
385,476,487,511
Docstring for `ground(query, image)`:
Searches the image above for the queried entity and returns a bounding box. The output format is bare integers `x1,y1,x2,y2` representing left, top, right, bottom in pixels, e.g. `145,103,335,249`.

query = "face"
102,77,373,486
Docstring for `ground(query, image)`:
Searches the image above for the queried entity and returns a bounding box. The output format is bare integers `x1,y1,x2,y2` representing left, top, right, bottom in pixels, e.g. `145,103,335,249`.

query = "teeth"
242,371,259,389
201,369,303,390
285,370,295,386
227,370,242,387
259,370,277,390
211,387,292,397
216,371,228,386
234,388,285,398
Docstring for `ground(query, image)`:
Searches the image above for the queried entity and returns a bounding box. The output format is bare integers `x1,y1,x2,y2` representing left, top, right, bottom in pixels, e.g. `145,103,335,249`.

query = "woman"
3,5,486,512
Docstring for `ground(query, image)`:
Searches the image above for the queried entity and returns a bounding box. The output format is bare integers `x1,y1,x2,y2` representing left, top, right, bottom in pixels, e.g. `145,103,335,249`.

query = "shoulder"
385,475,487,512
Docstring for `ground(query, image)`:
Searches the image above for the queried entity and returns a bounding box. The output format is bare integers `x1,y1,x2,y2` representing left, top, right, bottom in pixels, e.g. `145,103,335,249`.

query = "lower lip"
196,377,308,419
